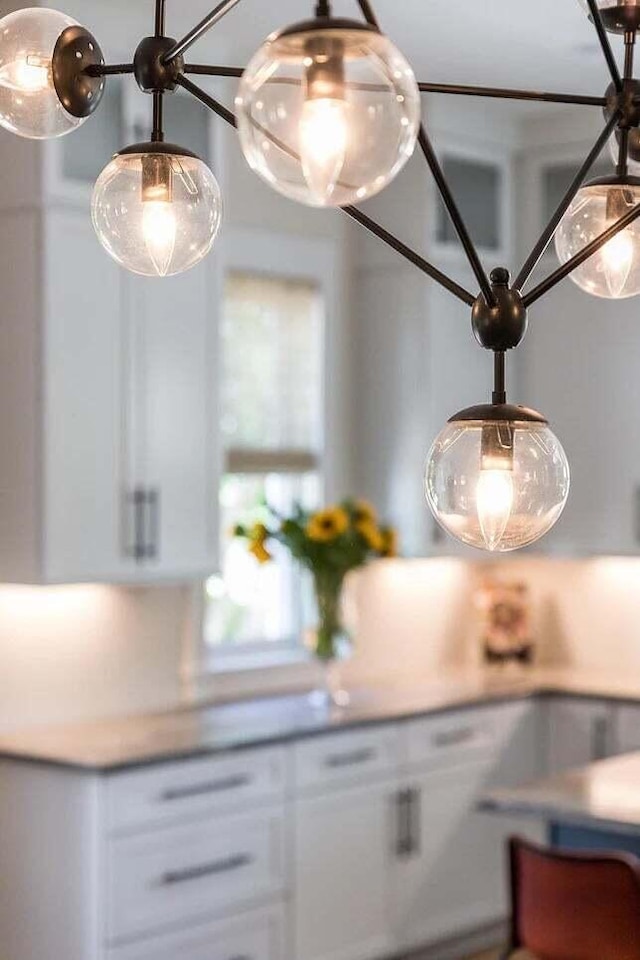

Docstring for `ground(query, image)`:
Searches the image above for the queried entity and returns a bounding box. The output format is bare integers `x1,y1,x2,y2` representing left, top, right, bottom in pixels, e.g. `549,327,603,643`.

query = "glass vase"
307,572,352,708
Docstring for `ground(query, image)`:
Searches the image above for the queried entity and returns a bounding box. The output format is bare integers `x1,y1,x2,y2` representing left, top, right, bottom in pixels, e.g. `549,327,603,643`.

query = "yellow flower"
379,526,399,558
249,522,268,544
356,518,384,552
353,499,377,526
307,506,349,542
249,539,272,564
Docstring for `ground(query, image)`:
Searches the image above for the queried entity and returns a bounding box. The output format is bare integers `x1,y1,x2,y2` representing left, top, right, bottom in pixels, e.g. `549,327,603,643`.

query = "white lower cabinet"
293,780,395,960
546,697,617,773
106,904,285,960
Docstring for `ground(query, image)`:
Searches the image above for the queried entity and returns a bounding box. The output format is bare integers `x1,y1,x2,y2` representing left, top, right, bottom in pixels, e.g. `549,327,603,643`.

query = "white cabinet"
614,703,640,754
293,780,395,960
546,697,617,773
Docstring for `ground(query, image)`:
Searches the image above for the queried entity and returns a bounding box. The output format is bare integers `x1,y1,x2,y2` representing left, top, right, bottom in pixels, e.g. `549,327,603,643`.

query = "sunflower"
353,499,377,526
357,518,384,552
379,526,398,558
307,506,349,542
249,538,272,564
249,522,269,543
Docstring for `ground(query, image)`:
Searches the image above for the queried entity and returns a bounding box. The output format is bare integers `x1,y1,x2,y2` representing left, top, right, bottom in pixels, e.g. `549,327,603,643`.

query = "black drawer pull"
161,853,253,886
325,747,375,768
160,773,252,802
433,727,475,749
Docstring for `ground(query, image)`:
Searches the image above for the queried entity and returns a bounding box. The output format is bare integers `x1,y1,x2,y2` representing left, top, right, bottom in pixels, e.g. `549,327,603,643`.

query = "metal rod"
152,91,164,142
586,0,623,91
492,352,506,406
514,112,620,291
84,63,135,77
343,206,477,306
618,32,637,177
355,0,494,305
524,200,640,307
185,64,245,77
176,76,475,306
617,125,630,177
155,0,166,37
176,73,237,126
417,81,607,107
162,0,243,64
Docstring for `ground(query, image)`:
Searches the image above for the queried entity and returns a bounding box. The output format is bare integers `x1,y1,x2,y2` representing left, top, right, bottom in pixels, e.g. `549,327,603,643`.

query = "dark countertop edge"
478,797,640,838
2,682,640,775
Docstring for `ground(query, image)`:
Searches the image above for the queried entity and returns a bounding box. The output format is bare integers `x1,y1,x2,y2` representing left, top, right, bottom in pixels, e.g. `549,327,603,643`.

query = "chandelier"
0,0,635,553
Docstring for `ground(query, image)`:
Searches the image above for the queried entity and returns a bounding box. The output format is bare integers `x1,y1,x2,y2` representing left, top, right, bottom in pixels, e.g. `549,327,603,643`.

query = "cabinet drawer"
406,707,497,769
293,725,401,794
106,904,284,960
105,747,286,833
107,808,285,942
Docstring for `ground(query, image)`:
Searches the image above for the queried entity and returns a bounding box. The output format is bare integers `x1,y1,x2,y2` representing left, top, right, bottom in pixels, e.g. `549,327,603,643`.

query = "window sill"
204,644,313,676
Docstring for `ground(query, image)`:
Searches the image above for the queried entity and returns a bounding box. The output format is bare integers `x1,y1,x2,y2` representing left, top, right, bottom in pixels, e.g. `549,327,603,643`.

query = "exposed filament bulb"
477,423,515,551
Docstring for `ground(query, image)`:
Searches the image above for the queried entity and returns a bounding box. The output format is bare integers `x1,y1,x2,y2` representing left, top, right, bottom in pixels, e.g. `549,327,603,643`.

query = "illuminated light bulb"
555,177,640,299
92,143,222,278
425,405,570,553
601,228,634,298
0,55,50,93
236,18,420,207
476,469,514,551
141,201,177,277
299,97,348,202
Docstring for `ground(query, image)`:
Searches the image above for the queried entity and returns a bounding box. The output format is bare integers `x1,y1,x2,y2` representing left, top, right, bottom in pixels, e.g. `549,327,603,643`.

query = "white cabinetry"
613,703,640,753
0,80,221,583
546,697,617,773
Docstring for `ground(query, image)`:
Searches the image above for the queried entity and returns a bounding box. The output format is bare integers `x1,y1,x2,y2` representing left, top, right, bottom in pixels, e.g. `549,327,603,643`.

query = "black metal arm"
586,0,623,91
524,201,640,307
418,82,607,108
161,0,243,64
514,112,620,292
355,0,495,306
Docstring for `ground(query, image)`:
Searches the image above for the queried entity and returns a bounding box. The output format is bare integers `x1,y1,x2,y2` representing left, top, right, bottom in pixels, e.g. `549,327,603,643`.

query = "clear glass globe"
555,180,640,299
425,411,570,553
609,129,640,174
0,7,87,139
91,145,222,277
235,21,420,208
578,0,640,32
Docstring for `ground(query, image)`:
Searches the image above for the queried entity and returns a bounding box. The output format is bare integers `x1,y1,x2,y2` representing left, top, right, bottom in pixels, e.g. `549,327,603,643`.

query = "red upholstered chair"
501,836,640,960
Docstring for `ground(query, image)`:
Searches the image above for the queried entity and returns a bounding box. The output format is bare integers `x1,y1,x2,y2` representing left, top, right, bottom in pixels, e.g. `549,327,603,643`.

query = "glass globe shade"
578,0,640,32
0,7,87,138
554,179,640,299
235,20,420,208
609,129,640,174
91,145,222,278
425,408,570,553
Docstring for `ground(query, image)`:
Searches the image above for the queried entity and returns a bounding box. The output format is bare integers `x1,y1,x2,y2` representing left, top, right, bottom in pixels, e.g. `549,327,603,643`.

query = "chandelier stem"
492,352,506,406
84,63,135,77
152,91,164,142
515,111,620,291
586,0,623,91
524,200,640,307
417,81,607,108
161,0,243,64
185,64,244,77
155,0,166,37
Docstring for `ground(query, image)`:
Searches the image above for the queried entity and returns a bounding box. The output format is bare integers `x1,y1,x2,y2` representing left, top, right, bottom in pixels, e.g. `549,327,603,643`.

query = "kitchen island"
481,751,640,856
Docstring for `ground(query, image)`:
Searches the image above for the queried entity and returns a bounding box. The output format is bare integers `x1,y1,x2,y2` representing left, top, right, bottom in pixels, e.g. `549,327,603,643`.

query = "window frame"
186,226,342,686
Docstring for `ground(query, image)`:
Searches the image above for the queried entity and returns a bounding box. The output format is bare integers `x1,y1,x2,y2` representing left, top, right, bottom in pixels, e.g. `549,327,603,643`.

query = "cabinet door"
43,209,128,581
546,697,616,774
126,262,219,578
294,780,395,960
614,704,640,753
392,758,507,951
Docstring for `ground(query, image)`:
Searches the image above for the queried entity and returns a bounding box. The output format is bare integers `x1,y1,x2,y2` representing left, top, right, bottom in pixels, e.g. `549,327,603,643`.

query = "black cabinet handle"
146,486,160,560
325,747,375,769
433,726,475,749
130,487,147,562
592,715,609,761
160,773,252,802
408,786,421,857
395,789,412,858
160,852,253,886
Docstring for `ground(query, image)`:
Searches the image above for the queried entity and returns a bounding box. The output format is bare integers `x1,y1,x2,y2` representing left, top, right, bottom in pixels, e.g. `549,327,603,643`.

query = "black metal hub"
134,36,184,93
605,77,640,128
471,268,528,352
51,25,105,118
598,3,640,34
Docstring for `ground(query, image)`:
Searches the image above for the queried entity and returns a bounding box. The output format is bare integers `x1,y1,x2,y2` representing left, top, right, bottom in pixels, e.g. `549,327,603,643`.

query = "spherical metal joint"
604,78,640,130
471,268,528,351
133,36,184,94
51,25,105,119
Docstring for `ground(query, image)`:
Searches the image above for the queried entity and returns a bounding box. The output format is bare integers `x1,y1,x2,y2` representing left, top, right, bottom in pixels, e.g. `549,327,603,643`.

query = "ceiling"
209,0,619,96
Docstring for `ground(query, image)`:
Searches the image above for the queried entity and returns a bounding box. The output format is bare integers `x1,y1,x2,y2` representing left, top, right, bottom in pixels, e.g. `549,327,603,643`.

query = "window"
204,270,325,662
436,156,502,250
